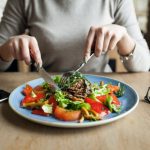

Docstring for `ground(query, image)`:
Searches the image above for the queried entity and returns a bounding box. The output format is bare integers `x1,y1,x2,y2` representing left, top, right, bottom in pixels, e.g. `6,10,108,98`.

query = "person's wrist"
117,30,136,63
118,46,135,63
117,32,135,56
0,55,14,62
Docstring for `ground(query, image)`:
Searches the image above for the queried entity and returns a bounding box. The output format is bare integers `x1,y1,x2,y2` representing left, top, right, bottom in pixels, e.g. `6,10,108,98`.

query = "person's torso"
25,0,117,72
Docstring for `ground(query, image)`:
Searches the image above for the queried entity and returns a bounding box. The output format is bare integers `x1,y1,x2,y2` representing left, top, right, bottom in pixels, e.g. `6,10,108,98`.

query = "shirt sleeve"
0,0,26,71
114,0,150,72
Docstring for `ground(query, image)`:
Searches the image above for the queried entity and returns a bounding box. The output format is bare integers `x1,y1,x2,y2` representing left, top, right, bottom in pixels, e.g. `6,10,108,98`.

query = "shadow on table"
1,102,110,134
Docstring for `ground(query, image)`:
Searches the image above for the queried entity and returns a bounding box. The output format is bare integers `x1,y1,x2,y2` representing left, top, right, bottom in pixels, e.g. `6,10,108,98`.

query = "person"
0,0,150,72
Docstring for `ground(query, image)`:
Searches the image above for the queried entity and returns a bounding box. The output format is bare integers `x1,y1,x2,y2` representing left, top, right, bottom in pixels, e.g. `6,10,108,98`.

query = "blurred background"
0,0,149,72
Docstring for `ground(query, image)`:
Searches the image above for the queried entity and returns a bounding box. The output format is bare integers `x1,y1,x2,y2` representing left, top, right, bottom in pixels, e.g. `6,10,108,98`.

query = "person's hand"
0,35,42,66
84,24,135,61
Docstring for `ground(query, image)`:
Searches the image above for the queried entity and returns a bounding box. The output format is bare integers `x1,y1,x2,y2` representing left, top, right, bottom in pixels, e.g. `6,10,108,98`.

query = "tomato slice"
22,84,33,96
54,106,81,121
36,93,45,101
21,96,36,106
85,97,109,114
32,109,50,116
48,96,57,112
96,94,120,106
111,94,121,106
33,85,45,95
96,95,107,103
107,84,119,93
21,92,46,106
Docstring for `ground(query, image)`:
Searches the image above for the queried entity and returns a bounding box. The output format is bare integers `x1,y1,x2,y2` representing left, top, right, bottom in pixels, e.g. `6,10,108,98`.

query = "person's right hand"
0,35,42,67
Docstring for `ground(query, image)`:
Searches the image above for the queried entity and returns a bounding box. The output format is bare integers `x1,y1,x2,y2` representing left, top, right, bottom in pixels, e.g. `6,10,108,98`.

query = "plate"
9,75,139,128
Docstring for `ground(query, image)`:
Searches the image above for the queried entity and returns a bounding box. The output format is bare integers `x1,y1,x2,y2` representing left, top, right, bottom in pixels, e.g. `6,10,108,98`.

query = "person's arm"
0,0,42,71
84,0,150,72
84,24,135,62
114,0,150,72
0,0,26,71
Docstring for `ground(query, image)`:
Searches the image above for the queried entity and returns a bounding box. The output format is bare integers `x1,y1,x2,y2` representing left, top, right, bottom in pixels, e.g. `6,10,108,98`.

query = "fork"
60,53,94,85
61,51,108,85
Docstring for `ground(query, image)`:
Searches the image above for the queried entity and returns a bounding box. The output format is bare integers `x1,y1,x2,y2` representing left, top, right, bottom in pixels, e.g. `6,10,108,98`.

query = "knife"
36,63,60,91
76,50,108,72
75,53,94,72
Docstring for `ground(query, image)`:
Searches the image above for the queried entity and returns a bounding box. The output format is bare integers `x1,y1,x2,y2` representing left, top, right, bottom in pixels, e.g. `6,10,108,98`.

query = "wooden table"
0,72,149,150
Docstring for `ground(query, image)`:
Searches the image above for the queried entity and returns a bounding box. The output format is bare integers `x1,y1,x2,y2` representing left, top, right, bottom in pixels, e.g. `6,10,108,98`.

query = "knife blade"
36,64,60,91
76,53,94,72
76,51,108,72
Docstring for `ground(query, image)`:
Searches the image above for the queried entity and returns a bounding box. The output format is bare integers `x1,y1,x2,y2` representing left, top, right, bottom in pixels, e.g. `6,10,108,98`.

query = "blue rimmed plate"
9,75,139,128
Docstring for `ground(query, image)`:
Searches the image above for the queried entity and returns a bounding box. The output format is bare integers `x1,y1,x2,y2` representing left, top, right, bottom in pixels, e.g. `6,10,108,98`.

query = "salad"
20,72,125,122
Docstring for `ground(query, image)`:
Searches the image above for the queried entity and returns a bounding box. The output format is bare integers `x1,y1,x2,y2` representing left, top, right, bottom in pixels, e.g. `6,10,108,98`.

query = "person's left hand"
84,24,135,61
